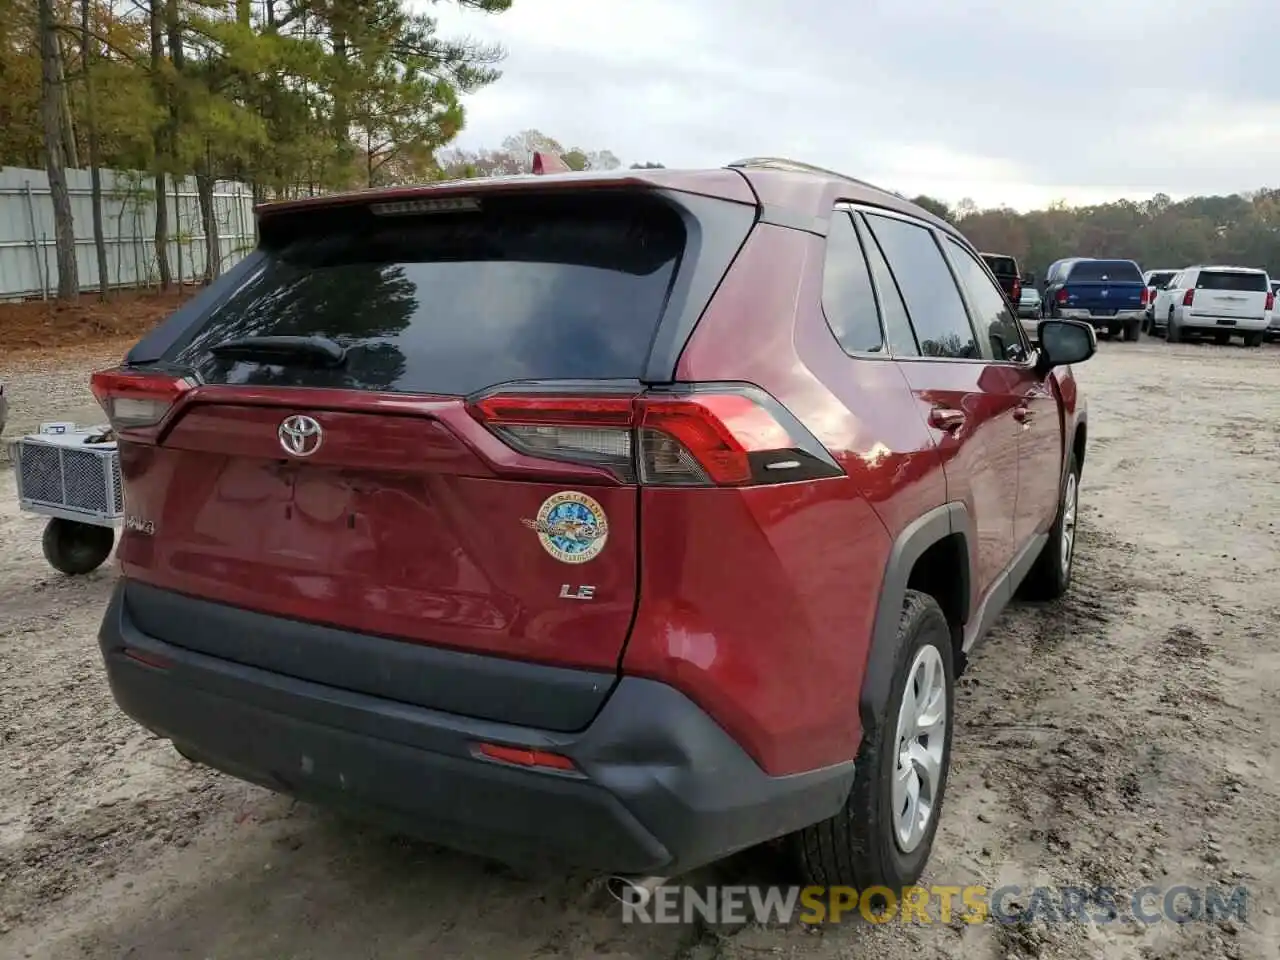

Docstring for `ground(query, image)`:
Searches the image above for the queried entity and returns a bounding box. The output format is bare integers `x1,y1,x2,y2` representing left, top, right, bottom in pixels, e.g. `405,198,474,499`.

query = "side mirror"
1035,319,1096,374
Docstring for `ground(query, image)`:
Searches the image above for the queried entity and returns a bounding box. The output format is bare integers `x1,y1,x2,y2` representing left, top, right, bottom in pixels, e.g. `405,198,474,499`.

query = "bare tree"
38,0,79,300
82,0,110,298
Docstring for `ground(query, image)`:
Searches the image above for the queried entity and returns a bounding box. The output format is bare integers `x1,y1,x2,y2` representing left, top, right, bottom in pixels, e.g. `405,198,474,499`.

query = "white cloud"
424,0,1280,211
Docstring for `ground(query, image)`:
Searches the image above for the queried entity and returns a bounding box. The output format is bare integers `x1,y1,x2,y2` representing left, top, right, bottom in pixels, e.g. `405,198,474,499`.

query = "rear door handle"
928,407,966,432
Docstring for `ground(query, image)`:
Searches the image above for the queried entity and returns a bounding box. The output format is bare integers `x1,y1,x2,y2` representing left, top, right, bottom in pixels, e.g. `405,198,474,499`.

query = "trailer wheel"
42,518,115,575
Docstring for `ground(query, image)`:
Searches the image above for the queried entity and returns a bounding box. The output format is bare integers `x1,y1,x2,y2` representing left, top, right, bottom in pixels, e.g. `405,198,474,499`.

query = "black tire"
1244,331,1264,348
41,517,115,575
1166,310,1181,343
792,591,955,890
1214,332,1230,345
1018,450,1080,601
1124,320,1140,342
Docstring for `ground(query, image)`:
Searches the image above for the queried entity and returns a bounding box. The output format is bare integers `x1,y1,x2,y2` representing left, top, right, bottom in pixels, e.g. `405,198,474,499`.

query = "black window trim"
851,203,1007,366
819,207,892,361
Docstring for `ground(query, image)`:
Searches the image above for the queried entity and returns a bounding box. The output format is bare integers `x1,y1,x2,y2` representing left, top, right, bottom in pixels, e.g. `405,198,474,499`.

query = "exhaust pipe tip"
605,875,667,907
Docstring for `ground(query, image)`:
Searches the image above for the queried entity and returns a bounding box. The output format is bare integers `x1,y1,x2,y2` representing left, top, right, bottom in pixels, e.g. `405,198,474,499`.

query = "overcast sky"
427,0,1280,212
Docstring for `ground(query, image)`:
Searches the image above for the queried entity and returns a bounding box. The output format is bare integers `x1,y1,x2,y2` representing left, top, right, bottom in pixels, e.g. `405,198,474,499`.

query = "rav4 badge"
521,490,608,564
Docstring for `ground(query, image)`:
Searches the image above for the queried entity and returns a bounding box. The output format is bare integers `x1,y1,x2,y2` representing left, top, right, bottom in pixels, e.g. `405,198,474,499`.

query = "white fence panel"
0,166,257,300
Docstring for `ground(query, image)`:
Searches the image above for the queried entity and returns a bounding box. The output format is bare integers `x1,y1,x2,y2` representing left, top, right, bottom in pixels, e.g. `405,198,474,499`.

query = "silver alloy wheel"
1061,471,1078,576
892,644,947,854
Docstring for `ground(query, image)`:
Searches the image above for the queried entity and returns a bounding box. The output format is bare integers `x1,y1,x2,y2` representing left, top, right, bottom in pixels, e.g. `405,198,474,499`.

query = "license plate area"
1092,309,1116,317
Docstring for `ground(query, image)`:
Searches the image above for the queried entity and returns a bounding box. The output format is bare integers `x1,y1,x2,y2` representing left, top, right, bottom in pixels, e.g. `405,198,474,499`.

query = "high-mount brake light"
90,368,191,430
467,386,844,487
369,197,480,216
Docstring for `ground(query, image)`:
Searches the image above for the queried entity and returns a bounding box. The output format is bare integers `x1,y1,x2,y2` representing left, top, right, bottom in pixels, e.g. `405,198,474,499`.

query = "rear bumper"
98,581,854,875
1180,314,1268,333
1058,308,1144,326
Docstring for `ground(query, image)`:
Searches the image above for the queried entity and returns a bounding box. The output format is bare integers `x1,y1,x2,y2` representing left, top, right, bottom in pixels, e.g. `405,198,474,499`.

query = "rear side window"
946,239,1027,362
1148,271,1176,287
170,193,686,396
859,218,919,357
1195,271,1269,292
1067,260,1143,283
821,212,884,354
863,213,979,359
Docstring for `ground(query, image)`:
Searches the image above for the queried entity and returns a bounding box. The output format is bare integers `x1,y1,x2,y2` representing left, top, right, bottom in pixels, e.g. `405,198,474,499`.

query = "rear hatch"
1061,259,1145,315
97,186,757,721
1188,269,1270,321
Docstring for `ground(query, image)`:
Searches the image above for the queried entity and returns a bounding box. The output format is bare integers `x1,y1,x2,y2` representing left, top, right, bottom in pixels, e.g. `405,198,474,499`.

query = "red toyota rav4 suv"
92,157,1095,891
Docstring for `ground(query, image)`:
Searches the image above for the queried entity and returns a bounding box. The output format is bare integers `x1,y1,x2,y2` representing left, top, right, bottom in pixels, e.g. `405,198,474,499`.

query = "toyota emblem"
278,414,323,457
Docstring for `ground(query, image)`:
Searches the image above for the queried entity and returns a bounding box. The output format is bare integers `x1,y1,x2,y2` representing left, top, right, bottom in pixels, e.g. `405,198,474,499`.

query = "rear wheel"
42,518,115,575
1166,310,1181,343
1244,331,1264,347
1124,320,1140,342
792,591,954,890
1018,451,1080,601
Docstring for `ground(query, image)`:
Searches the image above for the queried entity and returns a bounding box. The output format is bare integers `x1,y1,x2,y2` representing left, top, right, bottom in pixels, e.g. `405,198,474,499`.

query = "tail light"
1140,286,1150,306
1011,277,1021,302
1055,288,1069,304
1266,291,1275,311
1183,289,1195,307
467,384,844,487
90,368,192,433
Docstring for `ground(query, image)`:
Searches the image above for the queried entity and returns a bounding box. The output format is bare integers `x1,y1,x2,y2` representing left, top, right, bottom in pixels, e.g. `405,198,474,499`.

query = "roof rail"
726,157,904,198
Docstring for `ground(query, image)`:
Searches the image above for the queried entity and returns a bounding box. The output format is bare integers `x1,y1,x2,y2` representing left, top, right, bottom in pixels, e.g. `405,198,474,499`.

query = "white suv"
1151,266,1274,346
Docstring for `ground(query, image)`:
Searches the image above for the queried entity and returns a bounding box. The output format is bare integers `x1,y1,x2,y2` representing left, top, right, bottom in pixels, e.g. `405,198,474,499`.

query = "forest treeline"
911,192,1280,283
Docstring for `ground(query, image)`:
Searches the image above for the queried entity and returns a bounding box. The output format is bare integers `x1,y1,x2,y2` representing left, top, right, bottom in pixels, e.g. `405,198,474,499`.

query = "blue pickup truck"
1043,257,1148,341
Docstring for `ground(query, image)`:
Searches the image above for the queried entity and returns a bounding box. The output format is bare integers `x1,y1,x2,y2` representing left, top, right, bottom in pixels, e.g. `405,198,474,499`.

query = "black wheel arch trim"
859,501,969,735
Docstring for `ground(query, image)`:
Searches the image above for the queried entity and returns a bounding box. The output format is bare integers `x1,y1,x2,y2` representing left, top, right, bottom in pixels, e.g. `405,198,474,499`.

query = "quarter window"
863,213,979,359
820,212,884,355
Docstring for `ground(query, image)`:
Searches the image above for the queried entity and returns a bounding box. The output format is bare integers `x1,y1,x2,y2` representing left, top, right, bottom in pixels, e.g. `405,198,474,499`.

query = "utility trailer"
8,422,121,574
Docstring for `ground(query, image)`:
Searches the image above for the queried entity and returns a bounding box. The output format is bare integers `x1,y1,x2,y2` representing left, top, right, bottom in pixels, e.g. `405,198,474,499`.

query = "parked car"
1141,269,1179,330
980,252,1022,307
1043,257,1148,341
1017,285,1042,338
1151,265,1273,345
90,157,1095,893
1040,257,1083,315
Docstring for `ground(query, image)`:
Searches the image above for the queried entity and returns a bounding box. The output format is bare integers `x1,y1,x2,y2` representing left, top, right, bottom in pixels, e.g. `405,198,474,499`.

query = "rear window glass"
982,255,1017,275
1067,260,1142,283
1148,271,1176,287
1195,271,1268,292
170,193,686,396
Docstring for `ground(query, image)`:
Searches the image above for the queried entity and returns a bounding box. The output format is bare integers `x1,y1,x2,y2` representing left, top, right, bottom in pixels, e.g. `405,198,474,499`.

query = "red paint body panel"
117,390,640,671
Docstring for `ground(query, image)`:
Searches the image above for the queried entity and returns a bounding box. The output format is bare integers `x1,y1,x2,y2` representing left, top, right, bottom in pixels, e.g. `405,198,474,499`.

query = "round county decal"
521,490,609,564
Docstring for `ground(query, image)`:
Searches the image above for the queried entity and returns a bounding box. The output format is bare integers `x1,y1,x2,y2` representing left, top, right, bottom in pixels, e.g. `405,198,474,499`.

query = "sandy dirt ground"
1,337,1277,960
